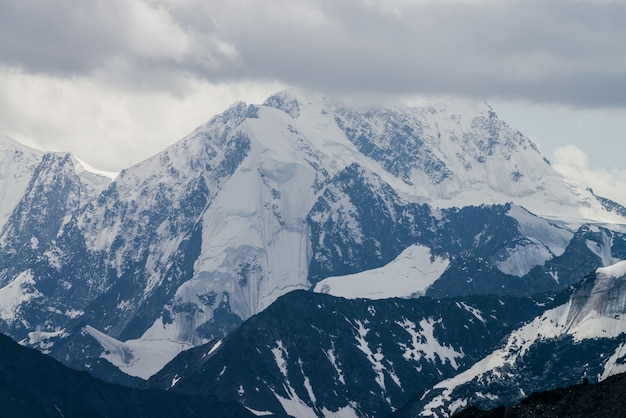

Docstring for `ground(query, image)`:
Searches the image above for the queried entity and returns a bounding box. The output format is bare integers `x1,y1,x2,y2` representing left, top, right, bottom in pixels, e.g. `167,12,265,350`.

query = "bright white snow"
420,303,570,417
351,319,402,393
4,90,626,384
457,302,486,324
563,260,626,340
0,270,41,323
397,318,464,370
323,343,346,385
0,137,43,232
84,325,193,379
600,342,626,381
27,328,68,353
597,259,626,279
314,245,449,299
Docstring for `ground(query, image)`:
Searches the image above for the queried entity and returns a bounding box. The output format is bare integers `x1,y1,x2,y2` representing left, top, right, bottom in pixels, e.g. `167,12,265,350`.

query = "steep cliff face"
0,151,109,342
0,136,44,230
565,261,626,330
0,90,625,381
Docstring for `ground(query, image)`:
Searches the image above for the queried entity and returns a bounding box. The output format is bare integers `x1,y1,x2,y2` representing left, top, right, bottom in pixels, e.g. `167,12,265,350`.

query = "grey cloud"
181,0,626,106
0,0,126,75
2,0,626,107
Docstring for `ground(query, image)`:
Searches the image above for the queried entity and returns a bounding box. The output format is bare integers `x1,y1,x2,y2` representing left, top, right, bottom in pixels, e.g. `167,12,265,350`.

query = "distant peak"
0,135,43,155
405,95,495,119
263,90,302,118
260,89,499,121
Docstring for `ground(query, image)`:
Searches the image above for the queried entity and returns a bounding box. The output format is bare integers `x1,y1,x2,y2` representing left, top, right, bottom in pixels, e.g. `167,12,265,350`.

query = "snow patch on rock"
84,325,192,379
314,245,449,299
0,270,41,323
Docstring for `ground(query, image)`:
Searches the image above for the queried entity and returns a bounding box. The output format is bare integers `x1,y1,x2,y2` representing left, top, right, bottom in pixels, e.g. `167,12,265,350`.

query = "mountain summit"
0,90,625,380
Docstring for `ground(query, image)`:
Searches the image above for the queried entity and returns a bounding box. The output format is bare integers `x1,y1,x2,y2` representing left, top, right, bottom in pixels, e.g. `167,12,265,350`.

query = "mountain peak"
263,89,303,118
2,88,626,388
0,135,37,151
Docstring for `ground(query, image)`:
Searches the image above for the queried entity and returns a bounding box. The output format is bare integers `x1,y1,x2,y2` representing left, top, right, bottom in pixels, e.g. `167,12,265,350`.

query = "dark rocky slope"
0,333,255,418
452,373,626,418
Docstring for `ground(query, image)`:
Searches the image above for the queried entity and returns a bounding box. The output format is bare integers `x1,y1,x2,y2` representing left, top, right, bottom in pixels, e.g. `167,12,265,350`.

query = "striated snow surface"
495,204,574,277
565,260,626,339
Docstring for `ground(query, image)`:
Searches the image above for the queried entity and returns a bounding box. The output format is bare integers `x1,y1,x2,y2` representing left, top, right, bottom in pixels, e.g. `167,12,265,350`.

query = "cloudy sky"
1,0,625,201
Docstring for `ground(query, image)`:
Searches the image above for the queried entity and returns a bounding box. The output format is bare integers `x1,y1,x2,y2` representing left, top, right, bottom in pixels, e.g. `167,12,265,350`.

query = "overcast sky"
1,0,625,202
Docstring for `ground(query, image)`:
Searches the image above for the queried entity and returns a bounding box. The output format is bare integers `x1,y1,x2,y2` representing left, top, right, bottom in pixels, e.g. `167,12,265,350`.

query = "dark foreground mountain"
0,333,254,418
452,372,626,418
145,289,553,417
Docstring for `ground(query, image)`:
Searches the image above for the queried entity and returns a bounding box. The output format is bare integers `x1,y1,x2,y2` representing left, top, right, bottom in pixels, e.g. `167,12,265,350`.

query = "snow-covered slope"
0,136,111,236
314,244,449,299
1,89,625,381
409,260,626,417
146,261,626,417
332,98,624,225
0,148,112,341
311,202,579,300
0,136,43,231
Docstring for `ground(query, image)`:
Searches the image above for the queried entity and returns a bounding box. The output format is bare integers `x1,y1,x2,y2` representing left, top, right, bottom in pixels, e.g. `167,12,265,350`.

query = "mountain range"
1,89,626,416
143,262,626,417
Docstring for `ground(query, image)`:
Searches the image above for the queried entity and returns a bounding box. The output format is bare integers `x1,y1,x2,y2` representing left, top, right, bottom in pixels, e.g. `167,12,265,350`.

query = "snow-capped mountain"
398,261,626,417
0,137,111,342
1,89,625,382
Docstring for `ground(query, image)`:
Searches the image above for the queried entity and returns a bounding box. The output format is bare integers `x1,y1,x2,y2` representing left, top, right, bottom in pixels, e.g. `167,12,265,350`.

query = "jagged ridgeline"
146,262,626,417
0,89,625,389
